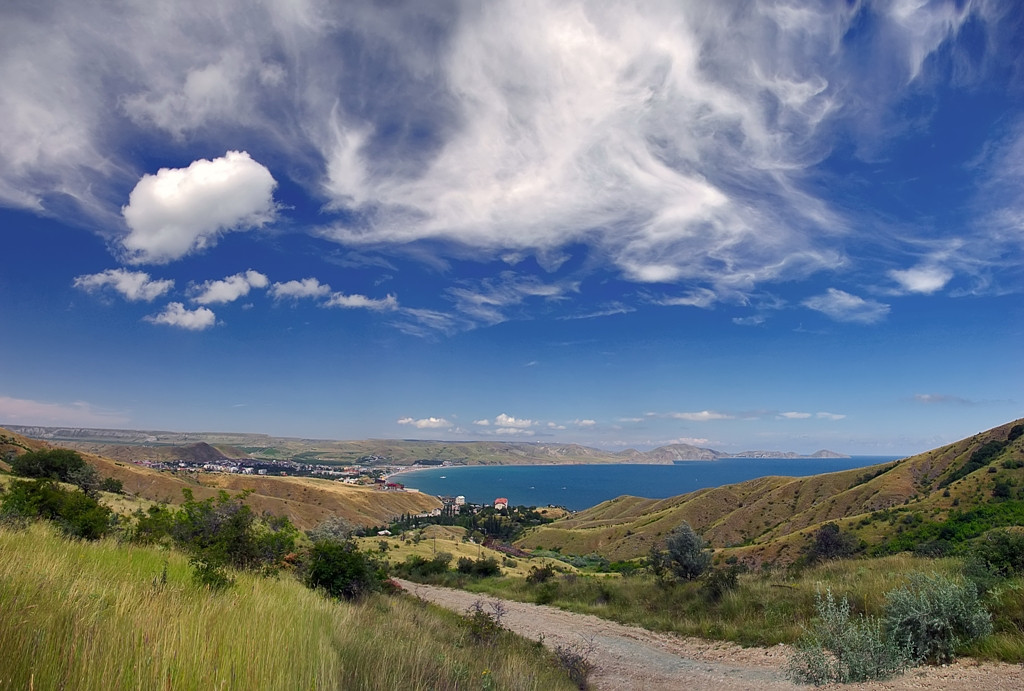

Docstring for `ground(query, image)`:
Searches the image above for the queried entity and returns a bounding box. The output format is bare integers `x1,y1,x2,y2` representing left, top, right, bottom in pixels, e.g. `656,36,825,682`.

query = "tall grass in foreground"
0,523,574,690
455,554,1024,661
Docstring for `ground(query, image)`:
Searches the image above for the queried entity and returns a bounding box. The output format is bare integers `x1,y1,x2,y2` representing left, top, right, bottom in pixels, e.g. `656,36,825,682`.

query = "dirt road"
397,579,1024,690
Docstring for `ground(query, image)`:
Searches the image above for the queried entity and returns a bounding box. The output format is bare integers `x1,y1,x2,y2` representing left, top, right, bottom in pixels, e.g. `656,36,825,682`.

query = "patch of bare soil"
397,580,1024,690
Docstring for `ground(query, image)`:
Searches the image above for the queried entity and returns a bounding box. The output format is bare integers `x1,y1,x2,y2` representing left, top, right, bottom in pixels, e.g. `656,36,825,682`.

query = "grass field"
446,554,1024,661
0,522,576,691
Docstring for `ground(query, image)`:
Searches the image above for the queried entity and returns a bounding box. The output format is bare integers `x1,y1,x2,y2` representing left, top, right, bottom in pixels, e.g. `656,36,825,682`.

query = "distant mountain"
3,425,847,465
517,418,1024,566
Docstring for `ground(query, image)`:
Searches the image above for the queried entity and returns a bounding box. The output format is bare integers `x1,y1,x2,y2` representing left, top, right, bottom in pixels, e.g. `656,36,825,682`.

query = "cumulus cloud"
473,419,490,426
191,270,268,305
888,265,953,294
574,419,596,427
269,278,332,301
493,413,534,429
656,410,734,422
73,268,173,302
121,151,277,264
780,411,813,419
397,416,450,429
816,412,846,420
144,302,216,330
0,395,130,427
802,288,890,324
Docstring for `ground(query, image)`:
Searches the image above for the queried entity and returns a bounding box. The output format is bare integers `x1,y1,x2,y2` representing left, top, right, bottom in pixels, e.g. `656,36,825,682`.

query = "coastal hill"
516,418,1024,565
2,424,846,465
0,427,440,530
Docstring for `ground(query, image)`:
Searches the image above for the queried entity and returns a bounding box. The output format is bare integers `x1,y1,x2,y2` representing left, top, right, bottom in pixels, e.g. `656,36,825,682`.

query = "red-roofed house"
494,497,508,510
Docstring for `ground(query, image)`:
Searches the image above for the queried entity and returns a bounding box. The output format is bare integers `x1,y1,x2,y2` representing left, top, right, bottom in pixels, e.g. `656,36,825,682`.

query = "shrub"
395,553,452,578
465,600,507,646
304,538,387,600
527,564,557,584
553,638,595,690
0,479,112,540
306,515,356,542
99,477,123,494
456,555,502,577
10,449,86,482
650,521,711,582
808,522,857,562
702,566,739,602
788,590,912,685
883,572,992,664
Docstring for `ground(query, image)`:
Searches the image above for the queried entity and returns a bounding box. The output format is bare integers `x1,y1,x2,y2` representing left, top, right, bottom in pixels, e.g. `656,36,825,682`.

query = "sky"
0,0,1022,456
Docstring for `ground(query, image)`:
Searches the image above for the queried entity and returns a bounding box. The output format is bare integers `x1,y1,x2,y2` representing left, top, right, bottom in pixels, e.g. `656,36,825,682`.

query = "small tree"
809,522,857,562
305,539,387,600
11,449,87,482
657,521,712,581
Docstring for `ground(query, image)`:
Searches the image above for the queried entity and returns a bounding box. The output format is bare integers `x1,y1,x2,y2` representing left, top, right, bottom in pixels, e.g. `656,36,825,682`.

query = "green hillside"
518,418,1024,564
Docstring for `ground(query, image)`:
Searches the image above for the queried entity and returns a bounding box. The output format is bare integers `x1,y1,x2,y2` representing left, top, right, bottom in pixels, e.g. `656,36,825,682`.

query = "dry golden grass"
361,526,578,578
0,522,575,691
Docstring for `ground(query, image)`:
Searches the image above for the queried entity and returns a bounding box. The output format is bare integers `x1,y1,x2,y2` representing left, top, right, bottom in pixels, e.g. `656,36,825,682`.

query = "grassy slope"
518,418,1024,564
0,522,575,691
1,428,441,530
360,524,580,579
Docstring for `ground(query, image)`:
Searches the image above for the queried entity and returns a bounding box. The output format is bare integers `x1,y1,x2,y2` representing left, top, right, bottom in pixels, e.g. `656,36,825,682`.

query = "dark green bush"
99,477,124,494
10,449,86,482
883,572,992,664
456,555,502,577
304,538,388,600
395,552,453,578
0,478,112,540
649,521,711,582
702,566,740,602
526,564,557,584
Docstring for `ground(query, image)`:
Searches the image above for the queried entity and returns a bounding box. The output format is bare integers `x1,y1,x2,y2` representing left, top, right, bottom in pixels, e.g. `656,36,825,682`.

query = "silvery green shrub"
883,572,992,664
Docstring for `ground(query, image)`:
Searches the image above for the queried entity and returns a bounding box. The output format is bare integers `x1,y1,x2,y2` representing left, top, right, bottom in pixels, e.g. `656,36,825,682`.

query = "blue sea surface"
397,456,902,511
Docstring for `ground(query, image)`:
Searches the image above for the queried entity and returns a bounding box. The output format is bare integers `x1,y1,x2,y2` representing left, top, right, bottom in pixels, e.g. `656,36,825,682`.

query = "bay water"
395,456,901,511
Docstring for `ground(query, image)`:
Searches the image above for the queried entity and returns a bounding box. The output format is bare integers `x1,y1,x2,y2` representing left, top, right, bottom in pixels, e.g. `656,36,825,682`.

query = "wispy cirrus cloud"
803,288,890,324
0,394,130,427
914,393,972,405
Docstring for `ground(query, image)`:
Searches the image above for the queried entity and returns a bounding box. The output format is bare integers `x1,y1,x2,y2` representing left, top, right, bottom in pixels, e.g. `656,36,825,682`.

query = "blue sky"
1,0,1021,455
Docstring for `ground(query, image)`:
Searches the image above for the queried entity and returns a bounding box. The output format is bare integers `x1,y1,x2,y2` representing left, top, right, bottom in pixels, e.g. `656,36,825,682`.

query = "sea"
395,456,902,511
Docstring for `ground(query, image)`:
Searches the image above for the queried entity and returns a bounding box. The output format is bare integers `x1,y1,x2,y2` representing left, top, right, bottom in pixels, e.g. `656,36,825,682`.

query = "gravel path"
396,579,1024,691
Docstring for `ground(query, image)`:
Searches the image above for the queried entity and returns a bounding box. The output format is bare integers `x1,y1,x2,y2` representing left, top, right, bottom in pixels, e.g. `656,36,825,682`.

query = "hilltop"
1,427,440,530
3,424,846,465
517,418,1024,564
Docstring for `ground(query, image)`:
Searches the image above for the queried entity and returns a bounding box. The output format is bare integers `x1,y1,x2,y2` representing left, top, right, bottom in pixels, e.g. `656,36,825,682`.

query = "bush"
306,515,357,542
788,590,912,685
808,522,857,562
702,566,739,602
650,521,711,582
0,479,112,540
464,600,506,646
99,477,123,494
527,564,557,584
456,556,502,577
553,638,595,690
395,553,452,579
10,449,86,482
883,572,992,664
305,539,387,600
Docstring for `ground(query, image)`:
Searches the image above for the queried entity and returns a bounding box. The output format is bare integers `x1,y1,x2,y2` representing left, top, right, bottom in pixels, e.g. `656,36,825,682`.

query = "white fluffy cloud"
397,416,450,429
73,268,173,301
803,288,890,324
493,413,534,429
780,412,813,419
121,151,277,264
144,302,216,330
192,270,268,305
888,265,953,294
269,278,332,301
